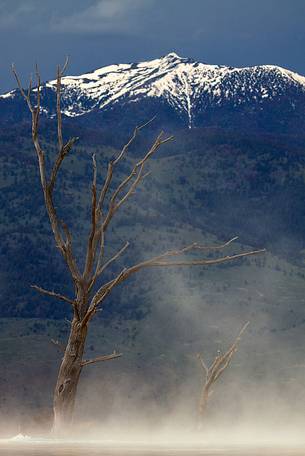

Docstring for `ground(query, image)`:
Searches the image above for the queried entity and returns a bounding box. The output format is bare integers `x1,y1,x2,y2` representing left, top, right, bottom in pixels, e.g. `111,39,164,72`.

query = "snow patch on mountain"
2,53,305,125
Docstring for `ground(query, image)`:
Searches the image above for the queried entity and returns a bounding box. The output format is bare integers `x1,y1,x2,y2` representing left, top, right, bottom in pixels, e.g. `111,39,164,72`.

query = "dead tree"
12,60,264,434
196,322,249,428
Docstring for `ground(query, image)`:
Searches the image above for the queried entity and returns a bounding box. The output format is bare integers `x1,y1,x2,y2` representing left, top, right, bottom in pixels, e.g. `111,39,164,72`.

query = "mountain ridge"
2,53,305,132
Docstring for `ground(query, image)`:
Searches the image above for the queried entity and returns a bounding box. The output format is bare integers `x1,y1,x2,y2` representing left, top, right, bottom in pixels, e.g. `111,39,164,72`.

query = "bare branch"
102,132,174,230
51,339,65,352
13,65,73,264
85,121,164,287
86,244,264,322
31,285,76,306
35,64,41,116
58,220,81,281
132,236,240,262
197,353,209,375
213,321,249,382
89,228,105,292
62,56,69,76
83,154,99,280
82,268,127,326
81,351,122,367
15,64,82,284
57,65,63,152
113,116,156,166
197,322,249,422
208,353,222,376
26,75,33,105
108,246,265,285
97,116,157,211
12,64,34,113
97,241,129,277
48,137,79,194
234,321,250,343
207,322,249,384
98,161,113,212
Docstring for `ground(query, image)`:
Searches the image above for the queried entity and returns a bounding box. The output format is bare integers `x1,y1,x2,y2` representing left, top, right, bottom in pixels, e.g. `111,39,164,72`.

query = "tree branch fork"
197,321,249,387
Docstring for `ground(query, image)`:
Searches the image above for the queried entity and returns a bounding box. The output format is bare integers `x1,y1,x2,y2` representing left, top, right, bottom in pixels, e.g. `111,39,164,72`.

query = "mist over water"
1,432,305,456
2,252,305,455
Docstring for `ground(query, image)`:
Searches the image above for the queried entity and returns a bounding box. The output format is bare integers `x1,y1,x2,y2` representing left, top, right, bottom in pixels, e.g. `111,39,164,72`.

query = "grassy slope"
1,126,305,431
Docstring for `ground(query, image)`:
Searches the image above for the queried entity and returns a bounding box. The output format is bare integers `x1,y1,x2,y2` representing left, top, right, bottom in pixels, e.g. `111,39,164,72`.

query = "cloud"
1,0,305,93
0,3,37,29
52,0,154,34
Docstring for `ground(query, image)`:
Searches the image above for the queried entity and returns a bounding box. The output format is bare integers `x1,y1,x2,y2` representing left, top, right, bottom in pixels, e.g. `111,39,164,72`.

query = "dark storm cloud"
52,0,155,34
1,0,305,91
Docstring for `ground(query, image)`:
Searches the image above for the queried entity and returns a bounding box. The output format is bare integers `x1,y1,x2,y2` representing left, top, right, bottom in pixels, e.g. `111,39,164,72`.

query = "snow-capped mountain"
1,52,305,133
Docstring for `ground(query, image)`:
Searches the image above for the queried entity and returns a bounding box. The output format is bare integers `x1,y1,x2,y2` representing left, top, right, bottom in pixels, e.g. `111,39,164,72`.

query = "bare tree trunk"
53,318,88,434
198,385,209,426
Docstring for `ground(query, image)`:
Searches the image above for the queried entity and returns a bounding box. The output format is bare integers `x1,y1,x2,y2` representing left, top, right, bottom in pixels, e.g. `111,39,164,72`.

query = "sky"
1,0,305,92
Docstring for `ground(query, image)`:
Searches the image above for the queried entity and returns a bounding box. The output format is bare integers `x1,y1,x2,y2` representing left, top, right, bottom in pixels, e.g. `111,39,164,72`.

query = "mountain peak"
2,54,305,132
160,52,196,65
162,52,183,60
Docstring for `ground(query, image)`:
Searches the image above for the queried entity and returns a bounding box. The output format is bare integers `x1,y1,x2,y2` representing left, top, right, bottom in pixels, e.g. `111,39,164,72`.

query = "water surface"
1,443,305,456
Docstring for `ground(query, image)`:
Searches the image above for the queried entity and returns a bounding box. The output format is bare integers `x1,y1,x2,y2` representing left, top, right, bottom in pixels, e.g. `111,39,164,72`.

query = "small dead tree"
12,60,264,434
196,322,249,427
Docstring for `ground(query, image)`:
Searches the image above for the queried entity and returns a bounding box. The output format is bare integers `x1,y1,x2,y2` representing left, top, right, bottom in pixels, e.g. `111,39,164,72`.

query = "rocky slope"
2,53,305,133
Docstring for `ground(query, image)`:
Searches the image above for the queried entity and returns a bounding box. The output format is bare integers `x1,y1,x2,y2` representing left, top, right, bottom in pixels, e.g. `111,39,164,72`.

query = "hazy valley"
1,54,305,441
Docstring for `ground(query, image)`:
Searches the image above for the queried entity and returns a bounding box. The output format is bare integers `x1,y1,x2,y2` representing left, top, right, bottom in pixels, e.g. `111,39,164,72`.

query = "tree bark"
52,317,87,434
